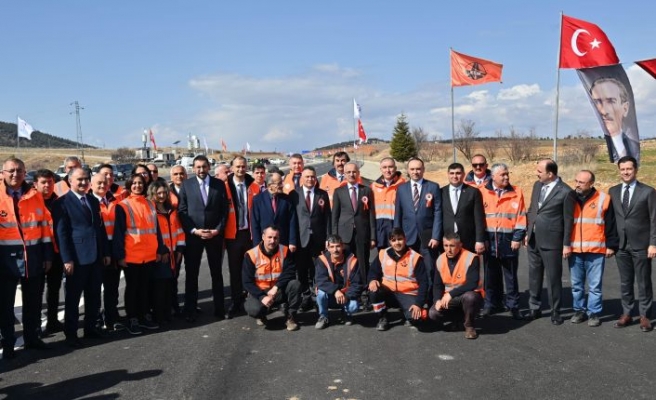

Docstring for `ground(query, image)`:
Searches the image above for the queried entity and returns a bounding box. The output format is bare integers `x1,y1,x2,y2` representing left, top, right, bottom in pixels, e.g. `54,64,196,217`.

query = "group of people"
1,149,655,360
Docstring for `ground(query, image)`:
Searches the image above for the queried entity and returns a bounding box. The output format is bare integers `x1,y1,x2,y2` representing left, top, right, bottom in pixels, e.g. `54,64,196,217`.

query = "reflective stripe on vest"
436,251,484,296
571,191,609,254
319,253,357,293
248,245,286,290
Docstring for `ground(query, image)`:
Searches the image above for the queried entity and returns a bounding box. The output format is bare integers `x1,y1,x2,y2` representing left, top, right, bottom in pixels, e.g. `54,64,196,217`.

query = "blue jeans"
568,253,605,314
316,289,359,318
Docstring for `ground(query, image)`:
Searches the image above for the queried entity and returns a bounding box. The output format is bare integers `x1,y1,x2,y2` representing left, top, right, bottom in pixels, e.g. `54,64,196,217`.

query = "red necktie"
271,195,277,214
305,190,312,212
350,186,357,211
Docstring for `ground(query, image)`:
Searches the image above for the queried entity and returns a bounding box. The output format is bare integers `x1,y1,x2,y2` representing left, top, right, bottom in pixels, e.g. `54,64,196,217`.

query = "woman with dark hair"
113,173,168,335
132,164,152,187
147,180,185,324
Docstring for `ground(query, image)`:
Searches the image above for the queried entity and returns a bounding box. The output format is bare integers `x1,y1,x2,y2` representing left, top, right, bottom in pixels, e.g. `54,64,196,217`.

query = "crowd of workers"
1,150,654,361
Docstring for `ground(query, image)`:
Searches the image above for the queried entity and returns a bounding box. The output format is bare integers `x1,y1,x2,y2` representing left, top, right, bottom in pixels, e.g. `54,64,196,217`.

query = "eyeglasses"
3,169,25,175
149,169,158,173
472,163,486,168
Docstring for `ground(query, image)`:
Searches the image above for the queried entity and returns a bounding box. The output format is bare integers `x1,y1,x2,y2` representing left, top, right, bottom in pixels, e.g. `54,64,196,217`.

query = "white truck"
152,152,176,167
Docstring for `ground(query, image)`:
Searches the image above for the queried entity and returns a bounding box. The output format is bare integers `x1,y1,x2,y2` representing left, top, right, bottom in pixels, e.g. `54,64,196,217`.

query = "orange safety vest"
246,244,288,291
0,185,54,276
112,186,128,202
224,180,256,239
379,248,422,295
282,172,299,194
571,190,610,254
119,195,159,264
157,209,185,271
480,185,527,236
317,253,357,294
54,180,70,197
371,176,406,221
99,197,117,240
436,249,484,297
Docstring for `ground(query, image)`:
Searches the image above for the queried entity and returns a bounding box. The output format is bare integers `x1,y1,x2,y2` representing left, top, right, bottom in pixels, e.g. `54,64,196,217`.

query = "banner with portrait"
577,65,640,164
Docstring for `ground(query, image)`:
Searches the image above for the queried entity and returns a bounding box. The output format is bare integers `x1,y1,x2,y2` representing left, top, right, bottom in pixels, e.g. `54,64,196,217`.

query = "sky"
3,1,656,153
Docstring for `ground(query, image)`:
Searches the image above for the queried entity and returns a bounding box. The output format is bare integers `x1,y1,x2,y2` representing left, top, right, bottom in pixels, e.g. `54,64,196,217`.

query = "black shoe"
227,303,244,319
24,338,51,350
185,313,197,323
44,320,64,335
299,296,314,312
551,312,564,326
376,317,389,331
65,336,84,348
510,308,522,320
126,319,143,335
480,308,493,318
525,309,542,321
84,328,106,339
2,345,16,359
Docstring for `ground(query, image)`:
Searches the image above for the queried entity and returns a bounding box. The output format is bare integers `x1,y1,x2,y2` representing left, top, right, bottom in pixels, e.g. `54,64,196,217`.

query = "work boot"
286,314,299,331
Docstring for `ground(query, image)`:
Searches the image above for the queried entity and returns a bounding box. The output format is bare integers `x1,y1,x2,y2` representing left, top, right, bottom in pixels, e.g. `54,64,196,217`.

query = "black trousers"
245,280,302,318
369,286,419,321
43,255,64,325
346,230,371,285
527,236,563,314
152,278,172,323
1,274,43,347
64,262,102,338
297,234,324,289
225,230,252,305
170,254,183,311
102,261,121,326
184,235,225,316
429,291,483,328
616,245,653,317
123,263,153,321
410,241,440,306
485,255,520,310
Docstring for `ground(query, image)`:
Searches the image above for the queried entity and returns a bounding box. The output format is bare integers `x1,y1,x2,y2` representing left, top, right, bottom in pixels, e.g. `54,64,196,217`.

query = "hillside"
0,121,96,149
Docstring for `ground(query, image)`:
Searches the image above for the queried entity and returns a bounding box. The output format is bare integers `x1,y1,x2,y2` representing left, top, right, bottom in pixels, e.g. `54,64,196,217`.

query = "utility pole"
70,101,85,163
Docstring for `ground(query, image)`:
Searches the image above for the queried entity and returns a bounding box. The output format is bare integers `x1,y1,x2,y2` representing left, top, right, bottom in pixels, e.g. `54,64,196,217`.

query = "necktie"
338,175,344,183
496,189,503,198
294,174,300,187
238,183,246,228
271,195,277,214
622,185,630,212
102,197,109,207
538,184,547,208
451,187,459,212
200,180,208,206
80,196,92,220
305,190,312,212
260,185,266,193
12,192,21,223
350,186,358,211
413,183,420,211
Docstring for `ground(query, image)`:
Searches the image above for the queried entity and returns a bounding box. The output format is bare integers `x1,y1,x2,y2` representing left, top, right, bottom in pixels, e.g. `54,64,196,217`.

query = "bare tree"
481,132,500,162
499,126,538,164
435,144,451,162
111,147,138,163
454,120,479,162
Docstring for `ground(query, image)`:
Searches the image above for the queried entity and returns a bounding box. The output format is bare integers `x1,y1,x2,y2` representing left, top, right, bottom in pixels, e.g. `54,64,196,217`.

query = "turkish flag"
221,138,227,152
149,129,157,150
636,59,656,79
450,50,502,87
559,15,619,69
357,119,367,143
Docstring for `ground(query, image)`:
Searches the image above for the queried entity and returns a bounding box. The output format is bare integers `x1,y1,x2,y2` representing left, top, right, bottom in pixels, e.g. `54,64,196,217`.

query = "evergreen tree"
389,114,417,162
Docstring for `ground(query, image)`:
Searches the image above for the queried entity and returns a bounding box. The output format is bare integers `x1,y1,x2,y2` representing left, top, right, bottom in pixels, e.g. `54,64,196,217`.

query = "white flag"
353,98,361,119
246,142,251,152
17,116,34,140
203,137,209,153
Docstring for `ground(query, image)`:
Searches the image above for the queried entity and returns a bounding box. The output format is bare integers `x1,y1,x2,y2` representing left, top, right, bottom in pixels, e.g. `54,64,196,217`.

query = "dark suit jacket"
394,179,443,247
290,187,331,248
441,184,486,251
331,184,376,244
177,176,228,235
251,191,298,246
54,191,109,266
609,181,656,250
526,179,575,249
605,131,640,164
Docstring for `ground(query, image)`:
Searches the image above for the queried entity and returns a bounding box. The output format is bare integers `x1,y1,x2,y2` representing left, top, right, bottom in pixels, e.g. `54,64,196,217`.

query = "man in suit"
283,153,304,194
590,77,640,164
251,163,268,194
464,154,492,188
178,155,229,322
609,156,656,332
332,162,376,284
291,166,331,309
251,171,298,249
394,157,442,304
526,159,575,325
441,162,486,255
224,156,256,318
54,167,111,347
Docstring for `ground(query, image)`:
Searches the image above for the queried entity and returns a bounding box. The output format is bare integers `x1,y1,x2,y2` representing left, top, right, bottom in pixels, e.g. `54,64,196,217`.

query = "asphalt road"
2,166,656,399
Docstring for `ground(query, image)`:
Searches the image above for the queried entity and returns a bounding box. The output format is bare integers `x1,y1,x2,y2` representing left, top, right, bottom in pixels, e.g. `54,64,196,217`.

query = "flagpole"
451,86,456,163
553,12,563,162
16,115,20,155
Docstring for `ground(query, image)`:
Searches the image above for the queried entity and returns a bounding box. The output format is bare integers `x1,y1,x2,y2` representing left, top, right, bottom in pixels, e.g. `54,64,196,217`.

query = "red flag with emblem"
450,50,502,87
149,129,157,151
559,15,619,69
357,119,367,143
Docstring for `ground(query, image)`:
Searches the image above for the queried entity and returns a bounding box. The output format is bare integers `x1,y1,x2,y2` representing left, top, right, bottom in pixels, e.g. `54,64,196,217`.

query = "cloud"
497,84,541,100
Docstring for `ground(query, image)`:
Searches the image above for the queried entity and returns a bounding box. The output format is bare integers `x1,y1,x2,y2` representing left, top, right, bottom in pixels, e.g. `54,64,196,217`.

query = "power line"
70,101,85,162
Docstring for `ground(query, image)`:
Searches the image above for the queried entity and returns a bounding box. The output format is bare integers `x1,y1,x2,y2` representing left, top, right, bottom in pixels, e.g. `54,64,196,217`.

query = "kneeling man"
242,225,302,331
314,235,362,329
368,228,427,331
430,233,484,339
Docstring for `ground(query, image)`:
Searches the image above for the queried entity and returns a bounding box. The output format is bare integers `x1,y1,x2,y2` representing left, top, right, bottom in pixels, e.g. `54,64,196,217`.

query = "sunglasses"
472,163,486,168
